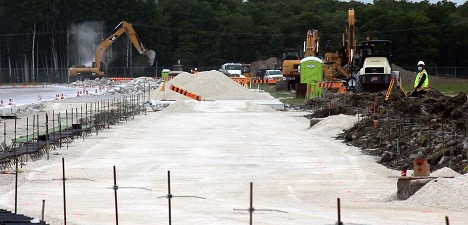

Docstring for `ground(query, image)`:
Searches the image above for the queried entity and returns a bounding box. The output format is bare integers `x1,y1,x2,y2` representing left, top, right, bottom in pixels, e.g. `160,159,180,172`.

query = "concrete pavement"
0,101,466,225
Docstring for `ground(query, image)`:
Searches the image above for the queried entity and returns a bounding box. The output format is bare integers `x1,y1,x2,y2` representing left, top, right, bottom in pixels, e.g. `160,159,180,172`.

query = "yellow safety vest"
414,69,429,89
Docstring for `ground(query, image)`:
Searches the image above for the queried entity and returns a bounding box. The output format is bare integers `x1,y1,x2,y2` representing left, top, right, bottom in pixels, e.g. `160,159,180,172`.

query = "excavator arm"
69,21,155,78
323,8,358,81
304,29,319,57
95,21,155,69
343,8,357,67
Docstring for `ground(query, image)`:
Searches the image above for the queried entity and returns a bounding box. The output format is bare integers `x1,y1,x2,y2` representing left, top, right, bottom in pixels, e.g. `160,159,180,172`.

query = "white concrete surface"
0,101,467,225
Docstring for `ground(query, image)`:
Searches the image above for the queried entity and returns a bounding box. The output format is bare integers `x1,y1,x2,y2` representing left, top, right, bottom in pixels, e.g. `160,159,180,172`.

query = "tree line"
0,0,467,82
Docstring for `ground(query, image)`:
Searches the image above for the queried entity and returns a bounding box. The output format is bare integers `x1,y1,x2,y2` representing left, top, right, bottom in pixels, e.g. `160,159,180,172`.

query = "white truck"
220,63,245,78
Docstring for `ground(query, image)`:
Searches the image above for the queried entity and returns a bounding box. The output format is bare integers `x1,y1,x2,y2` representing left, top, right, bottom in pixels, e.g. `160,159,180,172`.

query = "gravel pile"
405,173,468,210
430,167,460,177
168,71,272,100
151,70,278,113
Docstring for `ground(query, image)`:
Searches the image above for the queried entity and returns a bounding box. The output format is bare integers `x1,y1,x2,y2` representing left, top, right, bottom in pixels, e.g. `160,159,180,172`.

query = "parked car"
264,69,284,80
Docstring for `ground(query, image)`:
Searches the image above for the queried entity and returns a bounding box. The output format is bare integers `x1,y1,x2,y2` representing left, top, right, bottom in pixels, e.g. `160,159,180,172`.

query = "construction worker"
193,68,199,74
411,61,429,97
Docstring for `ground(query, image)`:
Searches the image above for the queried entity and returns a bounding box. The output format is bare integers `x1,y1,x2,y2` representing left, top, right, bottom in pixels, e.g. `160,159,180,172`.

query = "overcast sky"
344,0,466,6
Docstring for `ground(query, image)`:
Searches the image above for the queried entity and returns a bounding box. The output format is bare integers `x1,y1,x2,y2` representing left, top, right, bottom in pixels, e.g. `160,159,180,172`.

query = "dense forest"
0,0,467,82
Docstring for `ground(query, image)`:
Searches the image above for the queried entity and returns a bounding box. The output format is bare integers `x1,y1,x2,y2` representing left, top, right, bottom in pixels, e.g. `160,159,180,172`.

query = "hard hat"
417,61,425,66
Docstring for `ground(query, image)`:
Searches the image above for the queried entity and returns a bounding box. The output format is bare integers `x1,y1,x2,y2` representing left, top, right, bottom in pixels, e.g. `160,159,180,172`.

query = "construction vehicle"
281,48,302,90
220,63,244,77
69,21,156,79
282,29,320,91
322,8,358,92
352,39,396,92
241,63,252,78
321,8,396,93
169,59,185,76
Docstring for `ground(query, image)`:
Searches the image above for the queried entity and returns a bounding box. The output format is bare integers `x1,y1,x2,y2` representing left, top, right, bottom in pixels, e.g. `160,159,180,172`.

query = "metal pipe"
46,114,49,160
85,103,88,135
62,158,67,225
337,198,343,225
113,166,119,225
26,117,29,157
41,199,45,222
66,110,69,149
168,170,172,225
14,120,18,213
33,116,35,149
3,121,5,144
95,101,101,132
249,182,253,225
107,99,111,129
58,113,62,148
95,102,99,135
81,106,84,141
14,118,17,148
52,111,55,141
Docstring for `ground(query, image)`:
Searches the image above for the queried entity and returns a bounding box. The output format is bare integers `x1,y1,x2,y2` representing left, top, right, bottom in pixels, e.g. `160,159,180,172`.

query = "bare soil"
301,87,467,174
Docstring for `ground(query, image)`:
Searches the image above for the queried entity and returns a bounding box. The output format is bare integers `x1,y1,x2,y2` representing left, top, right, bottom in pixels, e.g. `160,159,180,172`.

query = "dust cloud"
70,21,104,67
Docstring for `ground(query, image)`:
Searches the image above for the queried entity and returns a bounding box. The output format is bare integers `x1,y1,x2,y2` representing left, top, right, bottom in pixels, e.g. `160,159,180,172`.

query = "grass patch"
255,84,307,105
431,82,468,94
402,78,468,95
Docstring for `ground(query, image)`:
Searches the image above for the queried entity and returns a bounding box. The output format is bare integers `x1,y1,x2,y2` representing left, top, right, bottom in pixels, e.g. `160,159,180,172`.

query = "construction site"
0,4,467,225
0,68,466,225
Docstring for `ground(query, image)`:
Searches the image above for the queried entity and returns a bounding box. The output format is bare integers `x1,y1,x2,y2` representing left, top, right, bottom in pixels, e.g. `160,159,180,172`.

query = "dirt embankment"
303,89,468,174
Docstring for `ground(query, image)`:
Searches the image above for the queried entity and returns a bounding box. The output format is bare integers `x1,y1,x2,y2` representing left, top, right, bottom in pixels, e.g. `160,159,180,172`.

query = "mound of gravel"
309,114,360,136
168,71,273,100
160,101,198,113
430,167,460,177
405,173,468,210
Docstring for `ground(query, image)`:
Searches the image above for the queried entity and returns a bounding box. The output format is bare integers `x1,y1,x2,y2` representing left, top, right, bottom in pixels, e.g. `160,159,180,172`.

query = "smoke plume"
70,21,104,67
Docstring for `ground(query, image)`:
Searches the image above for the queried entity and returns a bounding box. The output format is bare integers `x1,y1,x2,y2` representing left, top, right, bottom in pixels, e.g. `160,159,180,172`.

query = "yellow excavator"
323,8,357,85
281,29,320,90
304,29,320,57
69,21,155,79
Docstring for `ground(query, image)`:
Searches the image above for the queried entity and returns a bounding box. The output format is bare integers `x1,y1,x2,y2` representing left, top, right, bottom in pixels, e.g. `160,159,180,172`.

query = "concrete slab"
0,102,466,225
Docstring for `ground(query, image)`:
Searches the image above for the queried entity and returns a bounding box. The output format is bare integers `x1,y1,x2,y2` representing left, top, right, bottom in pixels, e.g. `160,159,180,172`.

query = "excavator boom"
323,8,358,82
304,29,319,57
69,21,155,79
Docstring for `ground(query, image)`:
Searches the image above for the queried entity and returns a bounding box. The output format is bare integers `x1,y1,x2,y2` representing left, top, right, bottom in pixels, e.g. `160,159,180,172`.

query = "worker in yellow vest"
411,61,429,97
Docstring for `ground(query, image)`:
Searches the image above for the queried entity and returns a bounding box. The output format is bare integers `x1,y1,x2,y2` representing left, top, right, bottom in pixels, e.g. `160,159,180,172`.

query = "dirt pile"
168,71,273,100
304,89,468,174
406,173,468,210
249,57,280,76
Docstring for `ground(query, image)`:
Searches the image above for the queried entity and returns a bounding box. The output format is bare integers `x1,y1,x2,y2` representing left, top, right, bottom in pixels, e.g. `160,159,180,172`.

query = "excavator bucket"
144,50,156,66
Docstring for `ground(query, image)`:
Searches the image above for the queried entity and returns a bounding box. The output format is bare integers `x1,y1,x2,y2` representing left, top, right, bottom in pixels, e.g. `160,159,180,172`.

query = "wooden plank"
388,175,455,180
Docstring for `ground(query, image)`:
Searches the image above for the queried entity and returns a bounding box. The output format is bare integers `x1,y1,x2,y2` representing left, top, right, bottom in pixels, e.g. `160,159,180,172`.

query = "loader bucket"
144,50,156,66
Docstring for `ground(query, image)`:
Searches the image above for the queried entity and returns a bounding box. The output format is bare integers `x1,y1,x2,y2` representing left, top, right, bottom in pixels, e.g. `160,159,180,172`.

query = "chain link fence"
401,66,468,79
